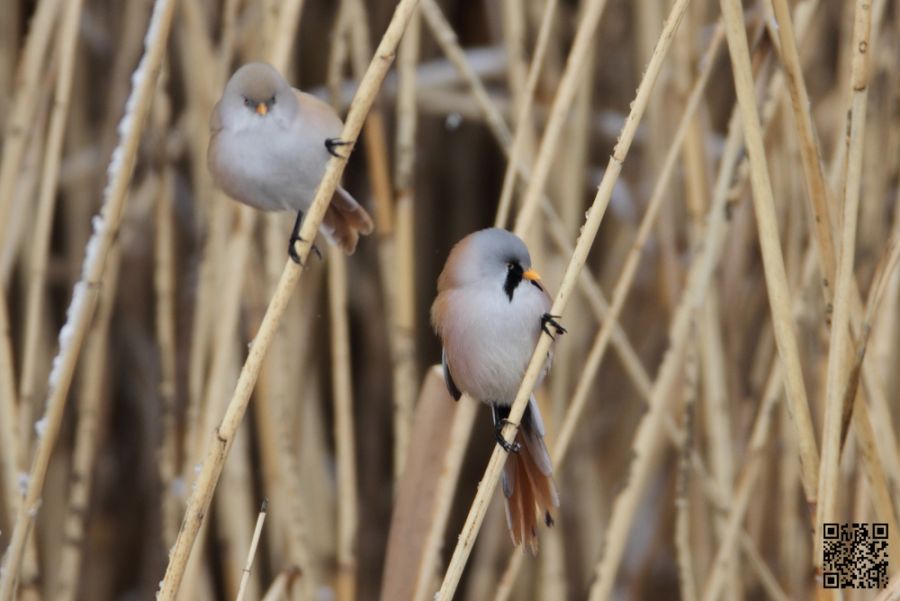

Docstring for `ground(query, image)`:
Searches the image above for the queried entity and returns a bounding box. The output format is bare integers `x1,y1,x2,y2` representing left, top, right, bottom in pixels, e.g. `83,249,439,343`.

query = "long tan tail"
321,186,375,254
500,397,559,554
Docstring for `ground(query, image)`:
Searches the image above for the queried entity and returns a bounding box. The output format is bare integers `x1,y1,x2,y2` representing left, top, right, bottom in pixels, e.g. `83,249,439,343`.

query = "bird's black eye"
268,95,276,106
243,96,253,107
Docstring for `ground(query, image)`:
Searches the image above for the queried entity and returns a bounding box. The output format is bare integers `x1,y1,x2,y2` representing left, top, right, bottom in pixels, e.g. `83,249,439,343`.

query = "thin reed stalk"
495,0,558,228
235,500,268,601
15,0,84,455
675,332,699,601
0,0,60,267
151,67,180,549
510,0,613,235
719,0,820,508
436,5,692,596
328,253,360,601
53,238,122,601
155,2,420,596
700,363,783,601
391,0,420,481
0,298,20,531
817,0,873,574
0,0,178,596
585,103,740,601
553,17,721,466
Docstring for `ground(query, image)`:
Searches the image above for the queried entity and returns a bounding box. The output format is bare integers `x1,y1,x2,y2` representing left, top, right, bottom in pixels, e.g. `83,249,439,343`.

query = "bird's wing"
441,349,462,401
293,89,344,139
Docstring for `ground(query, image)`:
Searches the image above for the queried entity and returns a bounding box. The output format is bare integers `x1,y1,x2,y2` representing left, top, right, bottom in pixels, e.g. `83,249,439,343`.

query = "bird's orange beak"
523,268,541,282
256,102,268,116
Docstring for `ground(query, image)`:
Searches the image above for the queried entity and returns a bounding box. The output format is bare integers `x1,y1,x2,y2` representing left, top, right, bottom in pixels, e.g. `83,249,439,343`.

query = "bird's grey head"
220,62,298,127
439,228,541,300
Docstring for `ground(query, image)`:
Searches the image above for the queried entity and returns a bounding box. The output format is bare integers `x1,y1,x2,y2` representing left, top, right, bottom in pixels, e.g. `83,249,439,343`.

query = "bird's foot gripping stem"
494,418,521,454
288,210,322,264
541,313,567,338
325,138,353,158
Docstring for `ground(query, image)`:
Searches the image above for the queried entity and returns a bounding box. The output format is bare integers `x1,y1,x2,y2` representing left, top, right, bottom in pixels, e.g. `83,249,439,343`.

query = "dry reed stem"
261,569,301,601
8,116,48,467
874,574,900,601
15,0,84,455
554,17,722,466
254,261,320,599
586,86,745,601
495,0,558,228
842,234,900,443
328,253,360,601
540,201,654,401
511,0,609,235
828,262,900,559
410,398,479,601
390,2,420,480
420,0,512,149
235,500,268,601
846,387,900,555
379,367,477,601
422,0,706,414
738,530,793,601
191,206,253,465
0,0,60,263
0,297,20,530
676,25,735,580
345,0,420,490
719,0,820,505
53,238,122,601
183,6,300,593
675,332,699,601
769,0,898,546
0,0,178,595
817,0,872,571
268,0,304,71
155,2,420,596
769,0,837,304
219,415,263,599
347,0,395,235
151,68,180,549
436,4,690,596
499,0,526,116
490,533,522,601
0,107,48,289
700,362,783,601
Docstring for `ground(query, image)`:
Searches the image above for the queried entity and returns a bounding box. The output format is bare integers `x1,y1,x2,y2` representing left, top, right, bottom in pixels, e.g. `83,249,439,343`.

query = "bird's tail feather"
321,186,374,254
500,398,558,554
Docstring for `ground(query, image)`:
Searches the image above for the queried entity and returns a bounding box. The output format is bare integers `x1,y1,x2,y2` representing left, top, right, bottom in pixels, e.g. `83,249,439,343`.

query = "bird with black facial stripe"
431,227,565,553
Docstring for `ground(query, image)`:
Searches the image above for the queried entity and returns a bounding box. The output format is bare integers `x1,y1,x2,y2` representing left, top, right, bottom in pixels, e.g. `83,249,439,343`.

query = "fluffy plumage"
431,228,560,552
208,62,373,254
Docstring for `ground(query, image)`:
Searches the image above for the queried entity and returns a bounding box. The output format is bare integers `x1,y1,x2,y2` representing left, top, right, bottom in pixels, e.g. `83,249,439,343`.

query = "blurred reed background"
0,0,898,599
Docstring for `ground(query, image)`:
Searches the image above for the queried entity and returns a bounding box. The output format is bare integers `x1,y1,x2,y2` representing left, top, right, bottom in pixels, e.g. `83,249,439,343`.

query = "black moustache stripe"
504,263,524,301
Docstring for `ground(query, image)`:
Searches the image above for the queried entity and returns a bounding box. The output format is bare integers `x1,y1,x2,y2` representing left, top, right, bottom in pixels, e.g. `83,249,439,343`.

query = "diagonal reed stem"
718,0,820,507
0,0,178,596
154,1,421,597
435,0,692,596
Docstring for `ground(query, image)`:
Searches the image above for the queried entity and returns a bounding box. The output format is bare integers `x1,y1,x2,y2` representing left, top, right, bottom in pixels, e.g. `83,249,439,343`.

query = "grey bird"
208,62,374,257
431,228,565,552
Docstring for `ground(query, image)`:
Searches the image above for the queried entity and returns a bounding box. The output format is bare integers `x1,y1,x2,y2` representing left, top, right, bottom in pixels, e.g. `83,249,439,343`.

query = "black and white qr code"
823,523,889,589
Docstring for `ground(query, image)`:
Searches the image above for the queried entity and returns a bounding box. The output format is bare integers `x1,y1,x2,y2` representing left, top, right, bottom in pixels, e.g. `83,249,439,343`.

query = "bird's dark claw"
541,313,567,338
288,209,322,265
288,236,322,265
494,418,521,454
325,137,352,158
